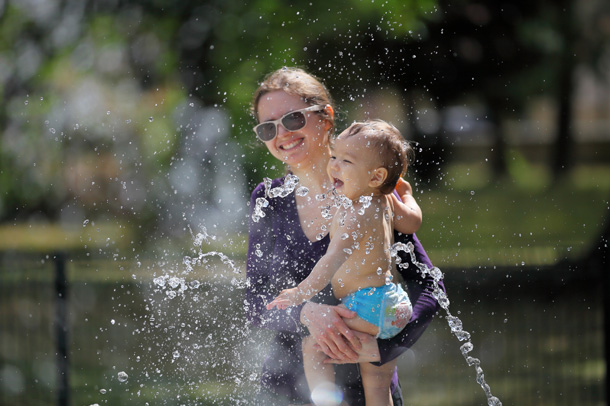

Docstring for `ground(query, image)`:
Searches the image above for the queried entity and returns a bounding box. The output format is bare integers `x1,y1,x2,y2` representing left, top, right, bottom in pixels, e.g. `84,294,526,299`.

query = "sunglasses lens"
282,111,307,131
255,123,277,141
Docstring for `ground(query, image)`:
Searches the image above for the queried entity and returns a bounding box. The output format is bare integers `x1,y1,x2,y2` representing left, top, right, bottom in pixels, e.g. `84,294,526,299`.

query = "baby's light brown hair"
340,120,414,194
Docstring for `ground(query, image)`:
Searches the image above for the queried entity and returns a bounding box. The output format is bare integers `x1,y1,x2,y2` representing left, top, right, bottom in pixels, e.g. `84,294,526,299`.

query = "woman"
245,67,442,405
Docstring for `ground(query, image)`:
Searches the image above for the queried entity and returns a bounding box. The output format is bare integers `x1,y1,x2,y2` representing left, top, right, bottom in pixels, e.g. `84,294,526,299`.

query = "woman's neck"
289,159,331,196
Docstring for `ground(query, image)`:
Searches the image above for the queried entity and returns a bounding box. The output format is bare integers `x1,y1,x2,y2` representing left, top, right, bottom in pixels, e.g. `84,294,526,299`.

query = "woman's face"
256,90,330,169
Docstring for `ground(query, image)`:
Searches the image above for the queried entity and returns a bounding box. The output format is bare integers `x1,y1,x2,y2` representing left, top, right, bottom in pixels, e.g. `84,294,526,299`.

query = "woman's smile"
278,137,304,151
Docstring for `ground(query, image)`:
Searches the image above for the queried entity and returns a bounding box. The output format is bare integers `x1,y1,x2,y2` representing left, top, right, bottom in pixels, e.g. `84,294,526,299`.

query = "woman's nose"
276,123,290,137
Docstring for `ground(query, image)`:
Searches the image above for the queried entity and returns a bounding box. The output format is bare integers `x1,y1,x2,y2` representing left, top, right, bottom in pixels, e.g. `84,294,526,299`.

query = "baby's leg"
302,335,335,398
339,304,381,363
359,359,397,406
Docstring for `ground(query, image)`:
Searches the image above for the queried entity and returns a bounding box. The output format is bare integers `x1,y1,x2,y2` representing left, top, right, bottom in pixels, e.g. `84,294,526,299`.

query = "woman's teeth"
280,139,301,150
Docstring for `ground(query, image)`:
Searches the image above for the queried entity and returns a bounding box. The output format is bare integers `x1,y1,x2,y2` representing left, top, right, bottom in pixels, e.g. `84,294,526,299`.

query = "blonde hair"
341,119,414,194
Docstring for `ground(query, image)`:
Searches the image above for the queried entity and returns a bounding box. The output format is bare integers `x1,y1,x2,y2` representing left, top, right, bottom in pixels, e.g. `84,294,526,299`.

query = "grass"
414,161,609,268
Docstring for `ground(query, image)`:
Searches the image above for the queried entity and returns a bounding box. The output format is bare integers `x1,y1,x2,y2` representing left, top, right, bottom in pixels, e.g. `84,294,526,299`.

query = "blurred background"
0,0,608,405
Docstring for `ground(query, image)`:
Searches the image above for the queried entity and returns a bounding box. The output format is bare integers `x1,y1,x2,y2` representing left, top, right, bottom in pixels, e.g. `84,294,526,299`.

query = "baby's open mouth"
332,177,344,189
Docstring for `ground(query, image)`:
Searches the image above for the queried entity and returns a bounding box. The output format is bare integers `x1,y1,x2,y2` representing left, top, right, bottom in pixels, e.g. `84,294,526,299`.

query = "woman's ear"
322,104,335,142
369,167,388,188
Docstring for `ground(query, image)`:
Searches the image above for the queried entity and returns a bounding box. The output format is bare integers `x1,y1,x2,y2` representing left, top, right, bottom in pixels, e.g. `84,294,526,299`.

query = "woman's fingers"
323,323,359,361
332,307,362,351
301,303,366,361
395,177,412,196
322,331,380,364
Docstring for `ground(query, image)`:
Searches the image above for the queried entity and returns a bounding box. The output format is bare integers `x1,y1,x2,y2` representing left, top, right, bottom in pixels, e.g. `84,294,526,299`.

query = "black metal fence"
0,247,607,406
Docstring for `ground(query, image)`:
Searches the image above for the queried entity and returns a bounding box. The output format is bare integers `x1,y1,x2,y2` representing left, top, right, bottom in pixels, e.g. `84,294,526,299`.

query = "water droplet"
117,371,128,382
82,219,89,227
148,117,154,122
295,186,309,196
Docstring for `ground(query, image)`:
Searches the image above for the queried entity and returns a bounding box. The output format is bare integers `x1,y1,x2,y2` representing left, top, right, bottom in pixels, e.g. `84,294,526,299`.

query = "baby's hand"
266,287,302,310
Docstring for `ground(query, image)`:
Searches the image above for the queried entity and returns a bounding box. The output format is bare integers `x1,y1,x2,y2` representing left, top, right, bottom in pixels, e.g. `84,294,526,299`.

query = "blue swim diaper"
342,282,412,339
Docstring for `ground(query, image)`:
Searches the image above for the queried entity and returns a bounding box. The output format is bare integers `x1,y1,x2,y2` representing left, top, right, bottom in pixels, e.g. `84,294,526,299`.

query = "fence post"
603,230,609,405
54,252,69,406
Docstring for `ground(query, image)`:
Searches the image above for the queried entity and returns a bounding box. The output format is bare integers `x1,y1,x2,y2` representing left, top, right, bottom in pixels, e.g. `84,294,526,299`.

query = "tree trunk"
552,2,577,179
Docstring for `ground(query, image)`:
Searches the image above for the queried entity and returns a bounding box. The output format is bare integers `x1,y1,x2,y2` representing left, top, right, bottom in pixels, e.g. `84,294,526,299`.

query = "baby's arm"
391,178,422,235
266,215,357,310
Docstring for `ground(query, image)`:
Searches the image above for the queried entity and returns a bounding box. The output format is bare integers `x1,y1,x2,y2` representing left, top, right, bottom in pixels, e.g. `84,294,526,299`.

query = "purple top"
245,177,443,404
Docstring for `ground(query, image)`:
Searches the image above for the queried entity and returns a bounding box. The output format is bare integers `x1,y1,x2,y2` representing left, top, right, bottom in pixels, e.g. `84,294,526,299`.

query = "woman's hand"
395,177,413,199
391,178,422,235
301,302,360,361
320,331,380,364
300,302,379,363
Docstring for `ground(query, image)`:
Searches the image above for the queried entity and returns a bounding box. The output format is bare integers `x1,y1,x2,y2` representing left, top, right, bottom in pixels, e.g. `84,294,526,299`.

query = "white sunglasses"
254,105,326,141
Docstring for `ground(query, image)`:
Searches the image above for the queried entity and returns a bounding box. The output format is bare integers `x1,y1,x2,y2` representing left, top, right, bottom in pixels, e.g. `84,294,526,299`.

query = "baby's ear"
369,167,388,188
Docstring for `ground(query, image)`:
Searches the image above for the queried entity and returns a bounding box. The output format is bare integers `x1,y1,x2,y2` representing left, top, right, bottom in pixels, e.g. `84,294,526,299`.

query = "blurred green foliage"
0,0,608,258
0,0,441,246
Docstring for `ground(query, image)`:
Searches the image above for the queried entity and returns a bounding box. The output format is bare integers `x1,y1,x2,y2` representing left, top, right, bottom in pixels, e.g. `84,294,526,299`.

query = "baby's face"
327,131,383,201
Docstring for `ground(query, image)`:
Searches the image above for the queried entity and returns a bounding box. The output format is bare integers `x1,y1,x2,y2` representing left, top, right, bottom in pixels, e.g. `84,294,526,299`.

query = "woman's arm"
244,182,306,334
376,231,444,364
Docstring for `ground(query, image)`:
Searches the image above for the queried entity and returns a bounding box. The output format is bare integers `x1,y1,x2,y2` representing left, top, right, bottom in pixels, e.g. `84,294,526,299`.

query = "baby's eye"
330,155,336,160
343,159,353,164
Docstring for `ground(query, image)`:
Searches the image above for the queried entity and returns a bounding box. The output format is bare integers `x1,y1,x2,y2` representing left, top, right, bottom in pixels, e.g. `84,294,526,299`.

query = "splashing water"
391,241,502,406
357,195,372,215
252,174,304,222
117,371,128,383
251,197,269,223
126,228,267,406
267,173,300,198
296,186,309,196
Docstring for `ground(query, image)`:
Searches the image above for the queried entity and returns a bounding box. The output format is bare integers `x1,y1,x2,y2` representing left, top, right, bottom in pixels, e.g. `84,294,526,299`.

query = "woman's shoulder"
250,176,287,199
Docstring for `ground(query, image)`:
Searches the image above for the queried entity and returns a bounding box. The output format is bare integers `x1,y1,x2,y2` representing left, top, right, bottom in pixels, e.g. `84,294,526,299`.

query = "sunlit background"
0,0,608,405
